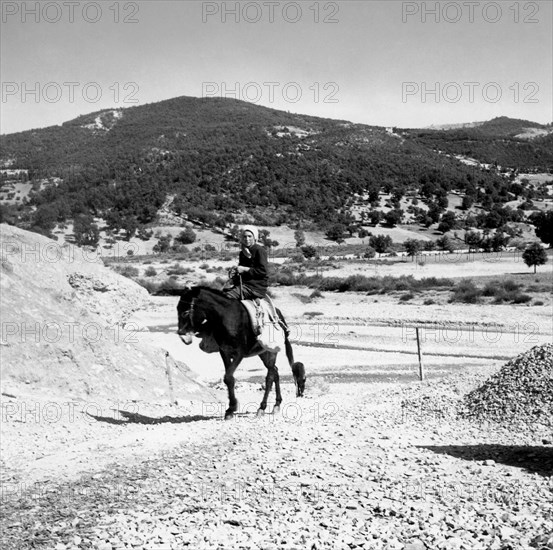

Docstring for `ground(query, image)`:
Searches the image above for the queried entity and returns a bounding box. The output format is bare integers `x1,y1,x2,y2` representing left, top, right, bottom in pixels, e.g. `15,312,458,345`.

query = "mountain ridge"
1,97,551,236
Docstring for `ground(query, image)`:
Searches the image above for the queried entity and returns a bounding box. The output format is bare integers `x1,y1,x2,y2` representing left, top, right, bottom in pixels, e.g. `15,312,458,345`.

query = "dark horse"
175,286,306,419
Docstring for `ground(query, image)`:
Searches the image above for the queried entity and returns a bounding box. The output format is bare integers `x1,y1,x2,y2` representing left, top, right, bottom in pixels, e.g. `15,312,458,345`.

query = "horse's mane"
194,285,229,298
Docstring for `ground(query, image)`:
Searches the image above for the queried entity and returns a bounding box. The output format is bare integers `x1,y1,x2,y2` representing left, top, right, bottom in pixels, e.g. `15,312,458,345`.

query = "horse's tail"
276,308,295,367
276,308,306,397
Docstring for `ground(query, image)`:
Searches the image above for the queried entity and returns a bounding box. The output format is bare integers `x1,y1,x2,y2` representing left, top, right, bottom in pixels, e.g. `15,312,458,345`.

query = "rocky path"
1,372,552,550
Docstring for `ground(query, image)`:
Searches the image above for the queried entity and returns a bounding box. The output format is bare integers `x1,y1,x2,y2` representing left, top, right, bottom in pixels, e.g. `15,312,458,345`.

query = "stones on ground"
461,343,553,432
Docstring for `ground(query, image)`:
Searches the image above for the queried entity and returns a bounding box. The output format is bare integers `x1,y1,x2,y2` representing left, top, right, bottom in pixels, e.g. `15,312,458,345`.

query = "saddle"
241,297,277,335
242,297,284,352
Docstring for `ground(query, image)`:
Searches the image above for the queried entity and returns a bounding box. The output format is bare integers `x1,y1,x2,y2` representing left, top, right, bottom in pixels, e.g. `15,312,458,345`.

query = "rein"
182,297,199,335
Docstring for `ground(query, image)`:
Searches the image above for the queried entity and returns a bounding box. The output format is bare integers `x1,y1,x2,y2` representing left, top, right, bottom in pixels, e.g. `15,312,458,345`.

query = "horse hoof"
272,405,281,415
256,408,265,418
224,411,234,421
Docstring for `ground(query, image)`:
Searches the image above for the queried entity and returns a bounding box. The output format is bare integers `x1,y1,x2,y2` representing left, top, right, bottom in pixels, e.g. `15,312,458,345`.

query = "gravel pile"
461,344,553,431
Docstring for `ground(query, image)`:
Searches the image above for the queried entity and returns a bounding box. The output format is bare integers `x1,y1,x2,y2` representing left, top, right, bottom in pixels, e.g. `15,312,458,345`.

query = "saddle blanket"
242,297,285,352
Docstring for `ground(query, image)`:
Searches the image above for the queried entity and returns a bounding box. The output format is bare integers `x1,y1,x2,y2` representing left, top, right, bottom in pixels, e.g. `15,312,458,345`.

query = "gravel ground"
1,364,552,550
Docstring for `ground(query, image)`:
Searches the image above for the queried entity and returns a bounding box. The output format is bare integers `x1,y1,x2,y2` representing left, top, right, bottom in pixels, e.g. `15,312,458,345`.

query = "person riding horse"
224,225,268,300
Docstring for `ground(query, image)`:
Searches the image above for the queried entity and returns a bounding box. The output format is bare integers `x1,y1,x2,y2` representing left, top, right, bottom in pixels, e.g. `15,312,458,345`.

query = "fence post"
416,327,424,381
164,351,177,406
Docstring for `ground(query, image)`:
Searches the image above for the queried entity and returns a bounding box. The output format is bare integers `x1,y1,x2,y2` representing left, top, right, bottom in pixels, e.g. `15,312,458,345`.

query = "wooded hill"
1,97,551,235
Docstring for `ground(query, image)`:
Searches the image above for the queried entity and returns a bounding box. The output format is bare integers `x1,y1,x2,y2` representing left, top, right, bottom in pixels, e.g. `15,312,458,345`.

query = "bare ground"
1,283,552,549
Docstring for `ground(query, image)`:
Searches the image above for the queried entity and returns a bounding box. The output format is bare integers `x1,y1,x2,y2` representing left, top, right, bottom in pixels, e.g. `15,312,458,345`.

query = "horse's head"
176,286,209,345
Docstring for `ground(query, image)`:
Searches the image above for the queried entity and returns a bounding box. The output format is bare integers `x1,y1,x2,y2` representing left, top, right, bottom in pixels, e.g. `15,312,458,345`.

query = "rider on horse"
224,225,268,300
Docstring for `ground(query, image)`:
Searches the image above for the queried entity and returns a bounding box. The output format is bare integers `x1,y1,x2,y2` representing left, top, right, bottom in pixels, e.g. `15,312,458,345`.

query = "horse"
175,286,306,419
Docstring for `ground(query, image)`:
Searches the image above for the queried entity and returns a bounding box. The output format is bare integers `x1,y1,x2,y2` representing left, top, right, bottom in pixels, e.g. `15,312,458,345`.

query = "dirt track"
2,288,552,549
1,372,552,550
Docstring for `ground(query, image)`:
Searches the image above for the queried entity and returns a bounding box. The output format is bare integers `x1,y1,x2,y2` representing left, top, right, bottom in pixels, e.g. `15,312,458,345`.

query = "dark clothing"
225,243,269,299
224,285,260,300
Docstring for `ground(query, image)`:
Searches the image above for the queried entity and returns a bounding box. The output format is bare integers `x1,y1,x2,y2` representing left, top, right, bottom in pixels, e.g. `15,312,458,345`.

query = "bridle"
180,297,196,333
180,296,206,336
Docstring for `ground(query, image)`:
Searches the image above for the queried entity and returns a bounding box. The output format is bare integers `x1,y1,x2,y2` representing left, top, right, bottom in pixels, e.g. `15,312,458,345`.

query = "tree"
294,229,306,247
301,244,318,259
228,224,241,242
436,235,454,252
522,243,548,273
384,209,402,227
368,210,382,226
326,223,347,243
404,239,423,261
33,204,58,234
437,212,457,234
530,211,553,247
427,202,442,224
364,246,376,259
153,234,172,253
369,234,393,253
73,214,100,247
259,229,278,249
175,227,196,245
461,195,475,210
491,231,510,251
465,230,482,252
122,216,138,241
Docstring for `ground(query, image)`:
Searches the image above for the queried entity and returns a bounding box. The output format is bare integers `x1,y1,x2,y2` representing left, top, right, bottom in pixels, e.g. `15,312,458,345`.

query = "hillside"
0,224,210,402
0,98,528,228
1,99,551,251
404,117,553,170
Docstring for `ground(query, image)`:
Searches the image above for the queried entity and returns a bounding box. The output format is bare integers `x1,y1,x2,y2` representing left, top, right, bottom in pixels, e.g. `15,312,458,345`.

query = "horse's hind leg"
273,364,282,414
257,352,279,416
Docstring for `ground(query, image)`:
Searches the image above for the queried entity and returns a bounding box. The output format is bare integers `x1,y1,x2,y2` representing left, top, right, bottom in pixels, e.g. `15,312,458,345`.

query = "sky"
1,0,552,134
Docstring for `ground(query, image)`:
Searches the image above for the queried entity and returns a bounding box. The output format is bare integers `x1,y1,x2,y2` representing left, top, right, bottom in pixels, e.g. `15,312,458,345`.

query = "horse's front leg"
220,349,242,420
258,352,279,416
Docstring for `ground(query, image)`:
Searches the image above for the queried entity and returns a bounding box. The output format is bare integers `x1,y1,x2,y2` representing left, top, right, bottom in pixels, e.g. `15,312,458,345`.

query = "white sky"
1,0,551,134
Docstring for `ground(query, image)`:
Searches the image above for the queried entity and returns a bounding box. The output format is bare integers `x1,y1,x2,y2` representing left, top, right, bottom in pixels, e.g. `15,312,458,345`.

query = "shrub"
423,298,436,305
301,245,318,259
136,278,159,294
364,246,376,259
502,279,520,292
304,311,324,318
144,266,157,277
310,289,323,299
512,293,532,304
113,265,139,278
450,279,482,304
399,292,414,302
533,300,545,306
483,280,525,303
167,263,191,276
175,227,197,245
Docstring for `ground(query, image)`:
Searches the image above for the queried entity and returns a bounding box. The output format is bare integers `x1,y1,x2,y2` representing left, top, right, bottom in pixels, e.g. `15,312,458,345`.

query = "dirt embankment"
0,224,211,403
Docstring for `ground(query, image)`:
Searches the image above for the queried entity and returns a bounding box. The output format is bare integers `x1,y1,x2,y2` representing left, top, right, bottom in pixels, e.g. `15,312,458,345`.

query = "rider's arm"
242,246,267,280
